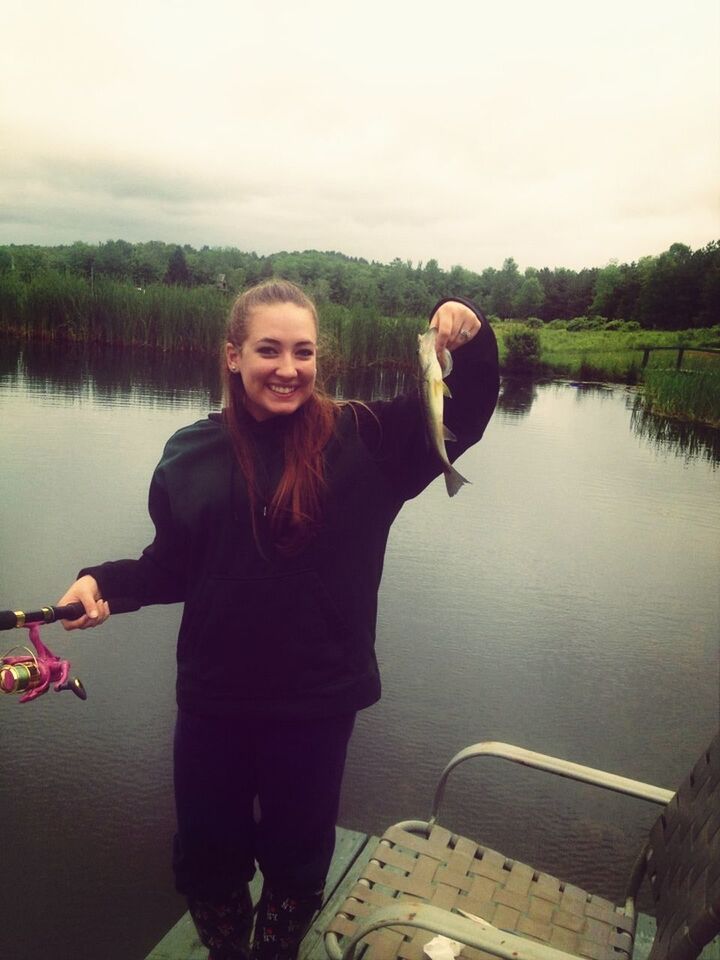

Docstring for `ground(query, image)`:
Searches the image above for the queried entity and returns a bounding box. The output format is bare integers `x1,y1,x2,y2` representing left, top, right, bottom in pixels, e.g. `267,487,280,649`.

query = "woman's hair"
221,279,340,554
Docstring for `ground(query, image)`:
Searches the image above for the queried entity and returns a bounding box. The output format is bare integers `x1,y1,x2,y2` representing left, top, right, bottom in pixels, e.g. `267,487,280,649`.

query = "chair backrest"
647,732,720,960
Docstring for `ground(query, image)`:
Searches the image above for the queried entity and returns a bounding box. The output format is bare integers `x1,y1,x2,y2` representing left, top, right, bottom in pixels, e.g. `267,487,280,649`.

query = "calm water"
1,342,718,960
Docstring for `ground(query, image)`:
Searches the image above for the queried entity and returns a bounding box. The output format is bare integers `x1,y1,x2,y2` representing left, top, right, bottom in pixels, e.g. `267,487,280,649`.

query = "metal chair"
325,734,719,960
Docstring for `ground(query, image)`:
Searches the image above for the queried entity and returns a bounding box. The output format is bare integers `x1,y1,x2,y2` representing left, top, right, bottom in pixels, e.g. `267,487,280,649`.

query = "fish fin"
442,382,452,398
445,465,470,497
443,424,458,442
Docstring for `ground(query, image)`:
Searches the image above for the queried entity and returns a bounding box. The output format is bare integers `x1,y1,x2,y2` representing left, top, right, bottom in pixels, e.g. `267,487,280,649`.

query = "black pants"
172,709,356,899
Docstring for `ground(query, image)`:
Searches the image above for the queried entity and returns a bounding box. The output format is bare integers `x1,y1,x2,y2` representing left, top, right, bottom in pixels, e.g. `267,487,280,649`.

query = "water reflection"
325,364,412,401
630,397,720,467
496,377,539,417
2,340,719,465
1,340,413,408
1,338,222,407
567,381,615,397
496,372,720,466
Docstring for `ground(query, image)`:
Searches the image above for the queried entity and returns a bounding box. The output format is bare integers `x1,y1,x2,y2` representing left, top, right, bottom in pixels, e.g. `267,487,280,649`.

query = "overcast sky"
2,0,718,272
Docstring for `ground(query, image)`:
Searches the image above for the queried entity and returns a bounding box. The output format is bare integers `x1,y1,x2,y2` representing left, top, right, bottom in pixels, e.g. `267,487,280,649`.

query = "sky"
2,0,719,273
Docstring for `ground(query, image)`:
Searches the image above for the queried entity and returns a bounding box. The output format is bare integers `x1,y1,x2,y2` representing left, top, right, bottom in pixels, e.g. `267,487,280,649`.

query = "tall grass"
494,322,720,425
317,303,422,369
642,371,720,427
3,274,719,424
494,323,720,380
0,273,424,364
0,271,228,352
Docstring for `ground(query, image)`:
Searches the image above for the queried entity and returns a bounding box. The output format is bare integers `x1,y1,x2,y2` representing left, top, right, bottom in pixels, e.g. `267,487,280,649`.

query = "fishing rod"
0,597,141,703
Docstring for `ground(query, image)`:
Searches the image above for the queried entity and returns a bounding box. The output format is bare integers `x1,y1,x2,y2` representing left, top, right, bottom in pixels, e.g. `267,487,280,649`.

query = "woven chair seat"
327,822,635,960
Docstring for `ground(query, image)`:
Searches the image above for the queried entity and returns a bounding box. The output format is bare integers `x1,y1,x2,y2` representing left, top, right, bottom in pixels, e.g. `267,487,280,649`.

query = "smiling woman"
226,302,318,421
222,280,339,556
54,277,500,960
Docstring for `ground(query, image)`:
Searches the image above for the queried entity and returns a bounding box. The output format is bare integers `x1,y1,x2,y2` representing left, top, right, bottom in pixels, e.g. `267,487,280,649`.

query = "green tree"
636,245,700,329
697,241,720,327
423,259,446,300
164,246,191,286
512,275,545,319
348,269,378,308
96,239,133,279
64,242,97,280
489,257,521,318
504,328,542,371
131,250,162,287
590,263,623,318
378,259,408,315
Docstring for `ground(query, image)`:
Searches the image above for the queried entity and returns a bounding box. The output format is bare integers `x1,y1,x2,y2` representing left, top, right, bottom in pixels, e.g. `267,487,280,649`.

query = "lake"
1,341,718,960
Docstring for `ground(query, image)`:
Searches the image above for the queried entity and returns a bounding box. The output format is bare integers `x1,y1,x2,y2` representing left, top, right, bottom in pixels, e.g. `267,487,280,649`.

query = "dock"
145,826,719,960
146,827,374,960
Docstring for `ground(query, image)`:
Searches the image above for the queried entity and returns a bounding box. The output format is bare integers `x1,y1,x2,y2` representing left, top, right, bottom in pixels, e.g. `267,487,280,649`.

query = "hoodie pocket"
180,569,358,699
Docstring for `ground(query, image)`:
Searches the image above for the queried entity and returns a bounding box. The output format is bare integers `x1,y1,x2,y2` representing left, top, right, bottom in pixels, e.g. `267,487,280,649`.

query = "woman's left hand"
429,301,481,354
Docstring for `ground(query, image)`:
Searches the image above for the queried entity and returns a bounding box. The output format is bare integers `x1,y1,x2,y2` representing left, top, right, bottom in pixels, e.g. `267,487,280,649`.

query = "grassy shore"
1,272,718,425
494,322,720,427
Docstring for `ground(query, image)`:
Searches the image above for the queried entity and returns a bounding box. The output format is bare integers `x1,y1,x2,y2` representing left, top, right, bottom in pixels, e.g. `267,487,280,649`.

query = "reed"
0,272,26,331
641,370,720,427
317,304,422,369
0,272,229,351
3,275,719,424
494,323,720,425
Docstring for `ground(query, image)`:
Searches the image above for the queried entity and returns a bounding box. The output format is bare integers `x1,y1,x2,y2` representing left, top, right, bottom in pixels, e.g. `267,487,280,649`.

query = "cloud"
1,0,718,269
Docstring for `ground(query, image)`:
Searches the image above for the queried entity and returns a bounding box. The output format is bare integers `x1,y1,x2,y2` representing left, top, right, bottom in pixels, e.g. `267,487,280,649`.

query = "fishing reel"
0,599,140,704
1,620,86,703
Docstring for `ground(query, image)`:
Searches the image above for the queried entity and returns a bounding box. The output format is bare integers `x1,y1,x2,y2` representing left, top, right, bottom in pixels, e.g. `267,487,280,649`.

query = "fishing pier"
144,825,719,960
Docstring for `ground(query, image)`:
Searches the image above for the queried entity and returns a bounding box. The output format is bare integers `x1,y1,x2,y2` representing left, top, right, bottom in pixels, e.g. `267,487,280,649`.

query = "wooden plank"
633,917,719,960
145,827,368,960
300,835,379,960
632,914,655,960
144,912,206,960
321,827,370,902
702,939,720,960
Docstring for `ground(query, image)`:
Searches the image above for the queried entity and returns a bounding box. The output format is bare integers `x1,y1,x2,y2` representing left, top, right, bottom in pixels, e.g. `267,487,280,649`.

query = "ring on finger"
459,329,469,339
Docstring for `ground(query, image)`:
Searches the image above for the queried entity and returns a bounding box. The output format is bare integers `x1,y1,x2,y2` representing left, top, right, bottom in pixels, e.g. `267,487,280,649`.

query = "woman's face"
226,302,318,421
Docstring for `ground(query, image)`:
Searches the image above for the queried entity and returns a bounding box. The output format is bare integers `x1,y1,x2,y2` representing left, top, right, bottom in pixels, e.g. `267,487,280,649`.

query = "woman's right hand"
57,576,110,630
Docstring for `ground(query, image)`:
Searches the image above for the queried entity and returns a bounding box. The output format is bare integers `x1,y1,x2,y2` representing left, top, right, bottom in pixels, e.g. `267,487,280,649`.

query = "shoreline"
2,330,719,429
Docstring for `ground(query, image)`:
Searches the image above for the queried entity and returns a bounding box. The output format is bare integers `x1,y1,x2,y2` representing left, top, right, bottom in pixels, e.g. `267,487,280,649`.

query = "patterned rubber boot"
251,886,323,960
187,884,254,960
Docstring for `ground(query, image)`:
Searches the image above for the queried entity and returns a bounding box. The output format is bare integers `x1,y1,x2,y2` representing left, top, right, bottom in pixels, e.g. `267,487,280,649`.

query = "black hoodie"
80,299,499,718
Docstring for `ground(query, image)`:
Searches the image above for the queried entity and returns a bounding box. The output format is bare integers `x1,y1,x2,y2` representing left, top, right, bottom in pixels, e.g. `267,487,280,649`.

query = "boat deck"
145,826,719,960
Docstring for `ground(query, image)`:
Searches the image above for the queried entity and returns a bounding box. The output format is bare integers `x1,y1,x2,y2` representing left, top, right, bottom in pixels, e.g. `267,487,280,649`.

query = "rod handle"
0,598,142,630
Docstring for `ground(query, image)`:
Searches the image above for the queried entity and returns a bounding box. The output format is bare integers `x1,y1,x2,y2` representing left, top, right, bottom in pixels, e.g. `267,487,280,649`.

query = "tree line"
0,239,717,329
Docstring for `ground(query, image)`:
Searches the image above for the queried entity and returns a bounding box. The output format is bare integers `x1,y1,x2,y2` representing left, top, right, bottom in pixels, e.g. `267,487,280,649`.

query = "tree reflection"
5,340,718,467
630,396,720,467
496,377,538,417
326,366,411,401
2,340,222,407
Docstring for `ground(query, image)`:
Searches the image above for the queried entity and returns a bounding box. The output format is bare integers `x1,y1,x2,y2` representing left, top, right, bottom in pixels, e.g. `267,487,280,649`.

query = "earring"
230,365,237,372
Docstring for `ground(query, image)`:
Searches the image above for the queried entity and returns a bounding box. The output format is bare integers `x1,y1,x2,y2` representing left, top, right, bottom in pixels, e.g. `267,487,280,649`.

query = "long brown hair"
221,279,340,554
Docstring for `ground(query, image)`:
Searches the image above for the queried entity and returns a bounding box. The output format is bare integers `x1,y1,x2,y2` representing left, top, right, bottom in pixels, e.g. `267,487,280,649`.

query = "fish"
418,327,470,497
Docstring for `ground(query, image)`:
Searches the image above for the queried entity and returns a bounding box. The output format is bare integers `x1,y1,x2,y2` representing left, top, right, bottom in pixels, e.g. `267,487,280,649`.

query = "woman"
58,279,499,960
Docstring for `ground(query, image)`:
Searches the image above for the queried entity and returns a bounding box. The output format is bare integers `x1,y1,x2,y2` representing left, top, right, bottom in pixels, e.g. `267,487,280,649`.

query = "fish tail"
444,464,470,497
